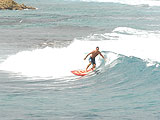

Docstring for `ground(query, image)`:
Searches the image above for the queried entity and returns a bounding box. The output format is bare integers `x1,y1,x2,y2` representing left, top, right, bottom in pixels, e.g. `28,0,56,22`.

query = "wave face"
78,0,160,6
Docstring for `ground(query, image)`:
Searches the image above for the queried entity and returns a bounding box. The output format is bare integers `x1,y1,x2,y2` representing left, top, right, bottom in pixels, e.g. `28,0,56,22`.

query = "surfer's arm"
99,52,105,60
84,52,92,60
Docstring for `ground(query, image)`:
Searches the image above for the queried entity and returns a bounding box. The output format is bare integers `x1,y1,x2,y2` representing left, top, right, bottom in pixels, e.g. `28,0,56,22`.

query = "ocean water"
1,0,160,119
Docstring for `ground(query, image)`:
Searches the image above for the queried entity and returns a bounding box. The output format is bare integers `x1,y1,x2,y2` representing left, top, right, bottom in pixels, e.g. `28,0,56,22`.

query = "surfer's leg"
92,64,96,70
91,58,96,70
86,62,91,71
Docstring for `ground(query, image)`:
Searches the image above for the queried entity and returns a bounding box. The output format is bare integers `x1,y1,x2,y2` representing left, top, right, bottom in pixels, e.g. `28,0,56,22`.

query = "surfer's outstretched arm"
99,52,105,60
99,52,104,59
84,52,92,60
99,52,107,62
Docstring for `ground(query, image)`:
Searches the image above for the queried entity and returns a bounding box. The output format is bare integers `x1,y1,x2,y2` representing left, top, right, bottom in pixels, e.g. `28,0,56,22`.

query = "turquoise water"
1,0,160,119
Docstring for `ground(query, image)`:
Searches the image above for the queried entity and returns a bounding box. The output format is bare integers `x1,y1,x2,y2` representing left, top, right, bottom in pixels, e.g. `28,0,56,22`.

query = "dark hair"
96,46,99,49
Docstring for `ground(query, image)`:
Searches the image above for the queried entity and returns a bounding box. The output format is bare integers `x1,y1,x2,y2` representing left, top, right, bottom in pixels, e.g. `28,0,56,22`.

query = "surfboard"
71,68,95,76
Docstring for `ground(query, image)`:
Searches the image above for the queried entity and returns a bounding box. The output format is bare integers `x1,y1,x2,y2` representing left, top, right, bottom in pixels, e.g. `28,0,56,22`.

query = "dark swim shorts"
89,57,96,65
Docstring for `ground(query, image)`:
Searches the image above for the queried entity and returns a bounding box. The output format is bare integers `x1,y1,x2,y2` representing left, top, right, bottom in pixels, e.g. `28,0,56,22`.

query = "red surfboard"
71,68,95,76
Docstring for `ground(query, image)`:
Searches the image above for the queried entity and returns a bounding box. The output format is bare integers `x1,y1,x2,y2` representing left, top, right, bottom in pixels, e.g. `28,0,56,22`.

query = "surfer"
84,46,105,71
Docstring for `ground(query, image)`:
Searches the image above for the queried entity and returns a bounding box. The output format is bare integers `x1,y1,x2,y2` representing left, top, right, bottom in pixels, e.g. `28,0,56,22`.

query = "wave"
0,27,160,78
1,46,160,91
78,0,160,6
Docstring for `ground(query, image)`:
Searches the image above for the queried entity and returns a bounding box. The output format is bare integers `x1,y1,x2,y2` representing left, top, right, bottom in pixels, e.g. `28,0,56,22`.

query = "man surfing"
84,46,105,71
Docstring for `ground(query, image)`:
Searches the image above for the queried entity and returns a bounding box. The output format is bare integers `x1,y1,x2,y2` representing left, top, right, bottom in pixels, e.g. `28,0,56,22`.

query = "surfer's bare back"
84,46,105,71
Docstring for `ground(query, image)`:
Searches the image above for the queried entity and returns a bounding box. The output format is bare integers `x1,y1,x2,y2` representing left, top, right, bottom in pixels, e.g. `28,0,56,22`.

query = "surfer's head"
96,46,99,50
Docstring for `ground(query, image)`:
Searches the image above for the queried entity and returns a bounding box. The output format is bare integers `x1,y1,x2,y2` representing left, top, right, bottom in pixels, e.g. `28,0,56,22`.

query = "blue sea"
1,0,160,119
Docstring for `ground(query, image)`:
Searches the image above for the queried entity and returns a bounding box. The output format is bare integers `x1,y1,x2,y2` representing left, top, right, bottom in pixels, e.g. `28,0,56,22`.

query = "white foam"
0,41,106,78
80,0,160,6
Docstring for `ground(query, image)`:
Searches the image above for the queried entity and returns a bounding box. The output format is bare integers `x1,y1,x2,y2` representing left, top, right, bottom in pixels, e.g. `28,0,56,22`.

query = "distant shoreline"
0,0,36,10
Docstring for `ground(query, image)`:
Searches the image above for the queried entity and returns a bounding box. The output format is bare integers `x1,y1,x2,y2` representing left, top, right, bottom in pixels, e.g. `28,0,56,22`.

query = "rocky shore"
0,0,36,10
